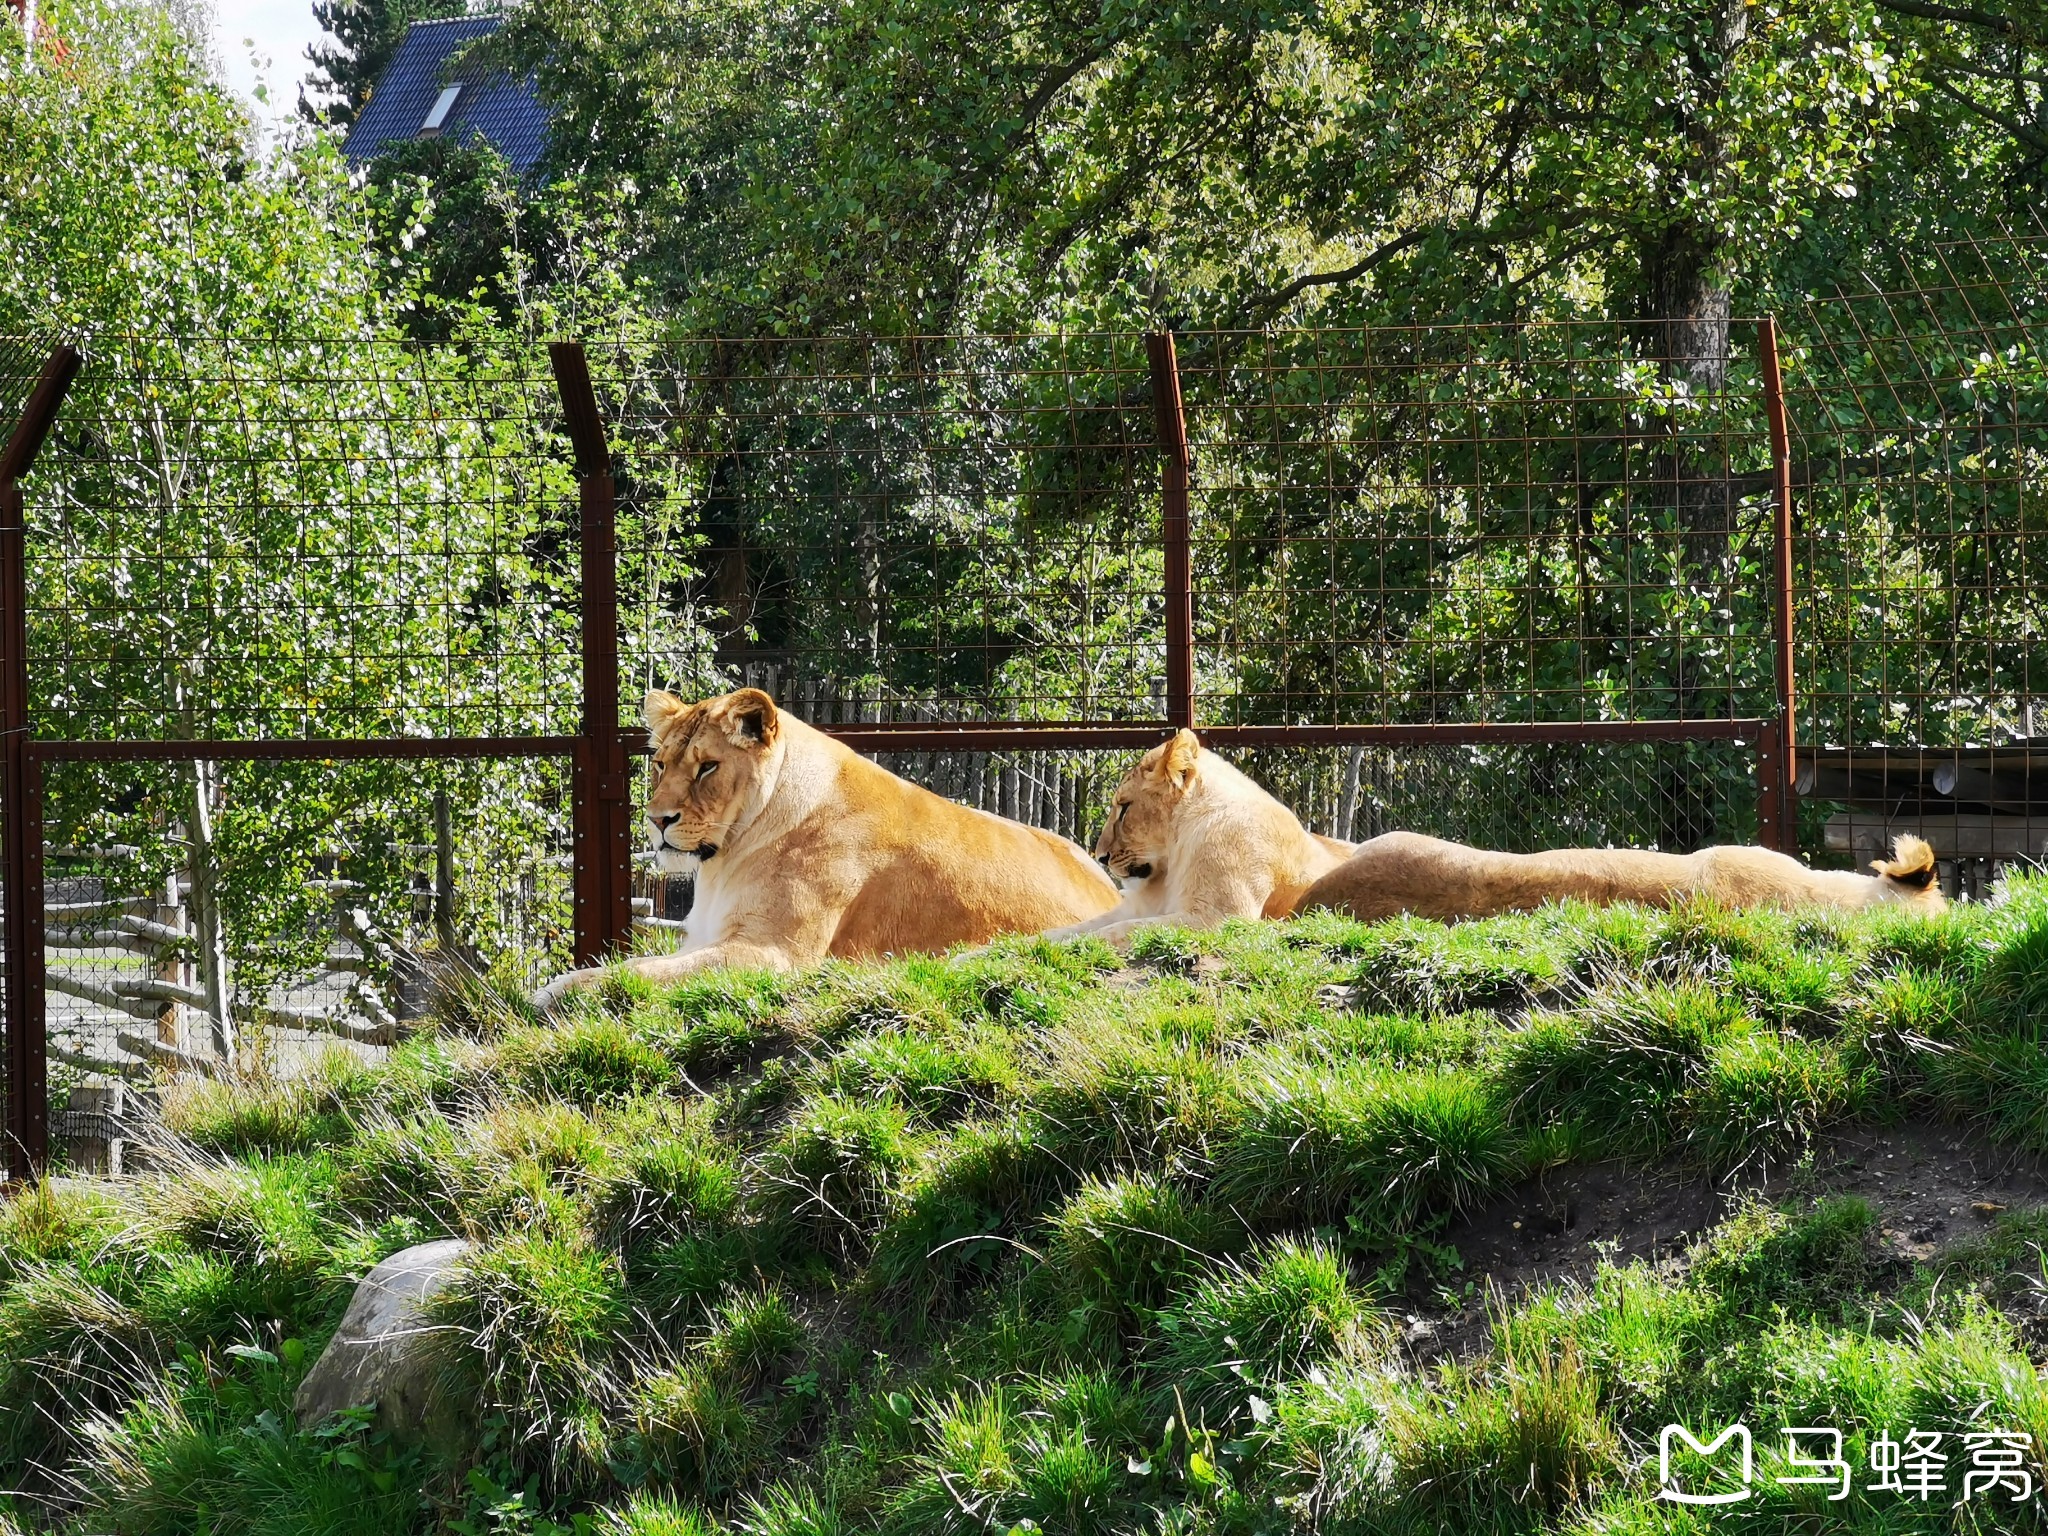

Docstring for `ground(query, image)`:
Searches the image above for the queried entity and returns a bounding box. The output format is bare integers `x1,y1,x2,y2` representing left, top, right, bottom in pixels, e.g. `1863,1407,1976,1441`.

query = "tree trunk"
433,788,457,954
152,869,185,1050
1643,223,1736,578
1635,0,1749,846
1639,0,1748,578
1337,743,1368,842
185,758,236,1066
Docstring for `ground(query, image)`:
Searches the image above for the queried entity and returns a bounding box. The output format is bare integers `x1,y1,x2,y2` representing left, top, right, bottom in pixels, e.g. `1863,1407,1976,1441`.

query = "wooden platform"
1823,810,2048,864
1802,744,2048,879
1798,746,2048,812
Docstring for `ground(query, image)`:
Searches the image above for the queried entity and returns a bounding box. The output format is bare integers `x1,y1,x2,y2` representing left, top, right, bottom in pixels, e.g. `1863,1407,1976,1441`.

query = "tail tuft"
1872,833,1937,888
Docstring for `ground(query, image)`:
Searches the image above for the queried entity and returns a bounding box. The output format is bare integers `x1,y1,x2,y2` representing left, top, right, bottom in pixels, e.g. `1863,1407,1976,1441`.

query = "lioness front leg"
1083,885,1268,947
1043,908,1129,941
1087,912,1224,946
531,941,802,1012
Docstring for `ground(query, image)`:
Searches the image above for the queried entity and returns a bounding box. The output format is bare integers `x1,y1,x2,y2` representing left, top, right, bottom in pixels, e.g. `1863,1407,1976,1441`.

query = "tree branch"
1873,0,2024,35
1932,76,2048,151
1242,211,1599,324
1010,48,1109,144
1247,228,1440,320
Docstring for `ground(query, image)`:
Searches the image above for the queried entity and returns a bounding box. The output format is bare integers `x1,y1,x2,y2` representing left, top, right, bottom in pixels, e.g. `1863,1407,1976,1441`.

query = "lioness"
533,688,1119,1007
1295,830,1946,923
1044,728,1351,946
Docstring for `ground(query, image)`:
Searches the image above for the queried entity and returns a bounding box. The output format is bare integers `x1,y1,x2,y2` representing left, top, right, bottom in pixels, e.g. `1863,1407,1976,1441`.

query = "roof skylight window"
418,85,462,136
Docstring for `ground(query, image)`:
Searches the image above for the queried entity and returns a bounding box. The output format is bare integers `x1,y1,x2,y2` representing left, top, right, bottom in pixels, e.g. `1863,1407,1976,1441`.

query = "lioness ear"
718,687,779,748
1162,728,1201,789
644,690,688,735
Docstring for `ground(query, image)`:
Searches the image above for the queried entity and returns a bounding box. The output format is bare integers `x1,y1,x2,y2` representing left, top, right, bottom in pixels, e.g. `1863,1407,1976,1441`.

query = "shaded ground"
1414,1120,2048,1362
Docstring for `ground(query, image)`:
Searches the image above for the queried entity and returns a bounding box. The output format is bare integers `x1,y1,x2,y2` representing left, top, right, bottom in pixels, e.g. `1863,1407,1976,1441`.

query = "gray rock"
294,1238,473,1449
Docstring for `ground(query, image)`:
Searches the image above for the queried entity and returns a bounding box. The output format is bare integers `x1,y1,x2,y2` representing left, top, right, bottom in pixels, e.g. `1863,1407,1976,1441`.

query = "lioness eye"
696,761,718,779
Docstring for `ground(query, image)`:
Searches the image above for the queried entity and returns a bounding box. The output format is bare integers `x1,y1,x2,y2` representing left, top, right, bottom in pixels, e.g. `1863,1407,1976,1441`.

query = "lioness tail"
1871,833,1937,889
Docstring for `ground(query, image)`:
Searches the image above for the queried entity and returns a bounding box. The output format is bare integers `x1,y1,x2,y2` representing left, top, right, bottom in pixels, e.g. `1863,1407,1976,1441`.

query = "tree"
364,135,529,336
0,0,659,1065
301,0,469,126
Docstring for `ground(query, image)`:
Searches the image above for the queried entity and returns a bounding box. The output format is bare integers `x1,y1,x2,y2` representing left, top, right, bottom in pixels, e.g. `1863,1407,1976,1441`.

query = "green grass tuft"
1335,918,1565,1015
1685,1030,1868,1172
1496,982,1752,1155
871,1117,1076,1301
1217,1062,1518,1230
1983,872,2048,1033
1151,1238,1369,1419
1687,1197,1880,1321
495,1014,680,1103
752,1097,920,1262
1377,1340,1618,1527
1043,1173,1228,1329
602,1493,725,1535
817,1028,1016,1124
157,1056,366,1155
62,1358,427,1536
437,1228,632,1487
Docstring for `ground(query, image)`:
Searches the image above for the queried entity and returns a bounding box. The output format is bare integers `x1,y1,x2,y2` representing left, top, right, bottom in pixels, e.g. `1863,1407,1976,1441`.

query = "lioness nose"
653,812,681,831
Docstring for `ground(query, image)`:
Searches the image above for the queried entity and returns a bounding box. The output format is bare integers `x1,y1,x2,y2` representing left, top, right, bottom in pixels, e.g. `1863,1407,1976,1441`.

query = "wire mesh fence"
41,755,575,1169
1176,324,1782,729
1781,220,2048,883
1232,739,1763,854
597,332,1168,725
5,273,2045,1173
29,334,583,741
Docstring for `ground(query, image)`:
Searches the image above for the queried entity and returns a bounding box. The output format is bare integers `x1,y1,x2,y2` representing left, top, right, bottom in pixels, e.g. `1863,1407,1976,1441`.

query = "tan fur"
1044,729,1352,946
534,688,1119,1005
1294,830,1946,923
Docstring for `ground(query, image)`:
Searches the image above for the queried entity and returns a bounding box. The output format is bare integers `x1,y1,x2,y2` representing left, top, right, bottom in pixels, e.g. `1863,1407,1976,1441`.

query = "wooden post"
1757,318,1799,855
550,343,634,967
1146,332,1195,730
1,346,80,1181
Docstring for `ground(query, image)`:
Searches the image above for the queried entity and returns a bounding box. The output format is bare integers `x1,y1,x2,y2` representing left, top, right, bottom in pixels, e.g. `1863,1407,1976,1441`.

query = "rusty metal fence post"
1757,318,1799,855
1,345,80,1182
1146,332,1195,731
550,342,635,966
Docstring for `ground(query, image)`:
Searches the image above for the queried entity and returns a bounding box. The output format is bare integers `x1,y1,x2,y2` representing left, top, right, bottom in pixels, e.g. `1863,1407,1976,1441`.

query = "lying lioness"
1045,728,1351,946
533,688,1119,1007
1295,829,1946,923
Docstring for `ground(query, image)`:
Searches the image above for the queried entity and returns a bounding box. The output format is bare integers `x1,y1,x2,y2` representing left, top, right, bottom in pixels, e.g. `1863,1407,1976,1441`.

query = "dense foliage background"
1,0,2044,1051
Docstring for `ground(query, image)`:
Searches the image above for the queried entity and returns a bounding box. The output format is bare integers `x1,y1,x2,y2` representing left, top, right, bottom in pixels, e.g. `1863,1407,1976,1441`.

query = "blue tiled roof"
342,15,550,175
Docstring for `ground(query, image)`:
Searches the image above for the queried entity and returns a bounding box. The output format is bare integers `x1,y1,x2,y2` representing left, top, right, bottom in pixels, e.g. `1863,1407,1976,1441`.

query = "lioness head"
1094,729,1202,881
643,687,783,875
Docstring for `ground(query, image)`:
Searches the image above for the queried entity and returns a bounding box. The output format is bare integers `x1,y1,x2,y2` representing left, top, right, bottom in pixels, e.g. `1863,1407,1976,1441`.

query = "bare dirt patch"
1404,1121,2048,1364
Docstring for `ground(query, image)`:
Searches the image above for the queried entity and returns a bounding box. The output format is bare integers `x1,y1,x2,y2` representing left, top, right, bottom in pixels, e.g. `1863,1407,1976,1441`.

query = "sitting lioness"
1295,830,1946,923
1044,728,1351,946
533,688,1119,1007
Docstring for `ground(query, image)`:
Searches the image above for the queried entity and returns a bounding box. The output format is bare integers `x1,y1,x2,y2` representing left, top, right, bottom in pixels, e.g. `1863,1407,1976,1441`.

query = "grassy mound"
8,881,2048,1533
